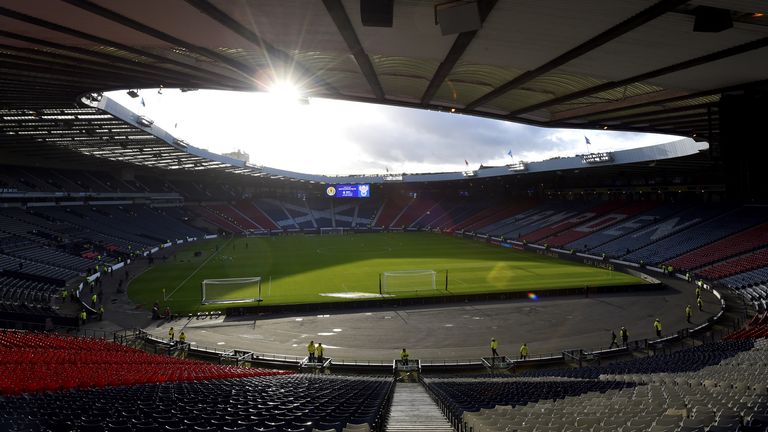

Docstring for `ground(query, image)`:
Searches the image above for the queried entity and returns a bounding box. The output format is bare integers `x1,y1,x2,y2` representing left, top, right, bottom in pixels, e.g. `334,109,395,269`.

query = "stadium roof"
1,0,767,175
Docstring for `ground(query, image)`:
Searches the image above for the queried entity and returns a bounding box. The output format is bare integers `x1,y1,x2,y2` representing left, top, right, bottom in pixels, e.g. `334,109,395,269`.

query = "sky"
107,88,681,176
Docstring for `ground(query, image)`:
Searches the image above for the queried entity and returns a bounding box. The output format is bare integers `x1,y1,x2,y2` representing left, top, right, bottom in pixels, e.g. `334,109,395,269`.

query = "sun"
268,80,302,103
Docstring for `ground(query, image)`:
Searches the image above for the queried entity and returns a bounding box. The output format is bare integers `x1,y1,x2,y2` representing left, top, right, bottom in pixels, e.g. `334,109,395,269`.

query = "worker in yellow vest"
307,340,316,363
168,326,175,342
316,343,324,362
490,338,498,358
400,348,409,366
654,318,662,338
685,305,693,323
520,343,529,360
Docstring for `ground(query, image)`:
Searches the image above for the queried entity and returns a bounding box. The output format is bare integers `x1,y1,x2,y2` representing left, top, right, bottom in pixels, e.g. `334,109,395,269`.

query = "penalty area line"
164,237,233,301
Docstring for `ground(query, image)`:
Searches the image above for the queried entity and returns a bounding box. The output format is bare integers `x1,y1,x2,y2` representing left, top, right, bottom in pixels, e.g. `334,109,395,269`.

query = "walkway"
385,382,453,432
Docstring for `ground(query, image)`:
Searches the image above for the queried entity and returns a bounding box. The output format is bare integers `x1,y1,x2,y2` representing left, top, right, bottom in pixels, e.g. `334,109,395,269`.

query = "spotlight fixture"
126,90,140,98
136,115,154,127
84,93,103,103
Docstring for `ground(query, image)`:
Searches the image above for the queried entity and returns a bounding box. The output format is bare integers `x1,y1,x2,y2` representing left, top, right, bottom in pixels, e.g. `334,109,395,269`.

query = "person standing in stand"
307,340,316,363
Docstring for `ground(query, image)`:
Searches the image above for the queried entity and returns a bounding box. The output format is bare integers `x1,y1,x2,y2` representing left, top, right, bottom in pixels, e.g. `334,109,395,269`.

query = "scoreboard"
326,184,370,198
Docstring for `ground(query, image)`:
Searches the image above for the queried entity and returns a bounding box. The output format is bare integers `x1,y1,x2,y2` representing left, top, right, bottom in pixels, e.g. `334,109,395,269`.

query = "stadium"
1,1,768,431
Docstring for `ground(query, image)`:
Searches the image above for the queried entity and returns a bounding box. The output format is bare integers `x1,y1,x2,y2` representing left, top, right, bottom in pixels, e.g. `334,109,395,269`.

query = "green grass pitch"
129,232,644,313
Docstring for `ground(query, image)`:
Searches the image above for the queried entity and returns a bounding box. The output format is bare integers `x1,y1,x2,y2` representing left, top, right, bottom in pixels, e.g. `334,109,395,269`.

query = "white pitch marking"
165,238,233,300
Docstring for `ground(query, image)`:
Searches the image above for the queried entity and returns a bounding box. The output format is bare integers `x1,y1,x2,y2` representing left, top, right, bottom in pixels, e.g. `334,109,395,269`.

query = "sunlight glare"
269,80,302,103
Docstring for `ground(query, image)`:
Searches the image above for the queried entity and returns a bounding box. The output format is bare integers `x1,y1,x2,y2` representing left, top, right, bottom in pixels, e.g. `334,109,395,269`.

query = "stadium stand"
207,204,261,231
195,205,245,233
668,222,768,272
484,202,596,239
452,202,535,233
0,254,80,285
590,205,731,259
331,201,356,228
428,339,768,432
518,340,754,379
720,267,768,289
623,206,768,265
354,199,380,228
408,200,457,229
234,201,280,230
374,196,412,228
699,249,768,281
0,331,392,432
0,276,59,309
425,202,477,230
568,203,686,252
0,331,290,396
545,201,659,248
393,196,440,228
306,197,333,228
5,245,93,272
521,201,626,244
257,199,297,229
425,377,636,422
726,313,768,340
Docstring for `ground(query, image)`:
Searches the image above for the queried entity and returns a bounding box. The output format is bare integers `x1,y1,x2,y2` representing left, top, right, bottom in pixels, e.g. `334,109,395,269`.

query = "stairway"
385,382,454,432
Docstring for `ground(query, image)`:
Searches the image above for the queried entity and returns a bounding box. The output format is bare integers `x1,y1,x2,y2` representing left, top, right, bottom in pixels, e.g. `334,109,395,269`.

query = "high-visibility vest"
179,333,186,342
401,351,409,361
490,340,498,350
520,345,528,356
654,321,662,331
307,343,315,354
316,345,324,356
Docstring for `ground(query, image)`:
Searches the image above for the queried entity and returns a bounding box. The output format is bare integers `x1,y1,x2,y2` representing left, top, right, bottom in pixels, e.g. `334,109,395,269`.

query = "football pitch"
129,232,644,313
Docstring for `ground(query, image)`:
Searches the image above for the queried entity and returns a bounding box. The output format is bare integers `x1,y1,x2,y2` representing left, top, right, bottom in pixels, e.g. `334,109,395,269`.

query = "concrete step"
385,382,454,432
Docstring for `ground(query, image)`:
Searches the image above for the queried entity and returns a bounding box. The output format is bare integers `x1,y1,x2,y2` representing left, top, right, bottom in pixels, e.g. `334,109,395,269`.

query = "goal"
381,270,437,294
201,277,261,305
320,227,347,235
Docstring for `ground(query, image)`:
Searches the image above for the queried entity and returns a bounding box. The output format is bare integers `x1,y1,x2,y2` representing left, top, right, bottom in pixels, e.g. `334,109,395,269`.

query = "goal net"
320,227,347,235
381,270,437,294
201,277,261,305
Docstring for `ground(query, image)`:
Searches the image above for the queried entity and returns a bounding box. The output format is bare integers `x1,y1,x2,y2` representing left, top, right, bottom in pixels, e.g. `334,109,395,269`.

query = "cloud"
107,90,681,175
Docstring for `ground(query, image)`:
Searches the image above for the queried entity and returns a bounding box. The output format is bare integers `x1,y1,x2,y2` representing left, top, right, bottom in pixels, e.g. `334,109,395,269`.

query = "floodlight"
136,115,154,127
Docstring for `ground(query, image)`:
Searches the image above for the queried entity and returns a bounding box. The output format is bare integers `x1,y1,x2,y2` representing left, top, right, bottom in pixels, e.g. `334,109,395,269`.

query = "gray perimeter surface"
84,258,719,362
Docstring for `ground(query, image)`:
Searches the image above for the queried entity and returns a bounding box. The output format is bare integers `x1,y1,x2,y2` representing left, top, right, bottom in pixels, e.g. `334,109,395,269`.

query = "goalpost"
201,277,262,305
380,270,438,294
320,227,347,235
